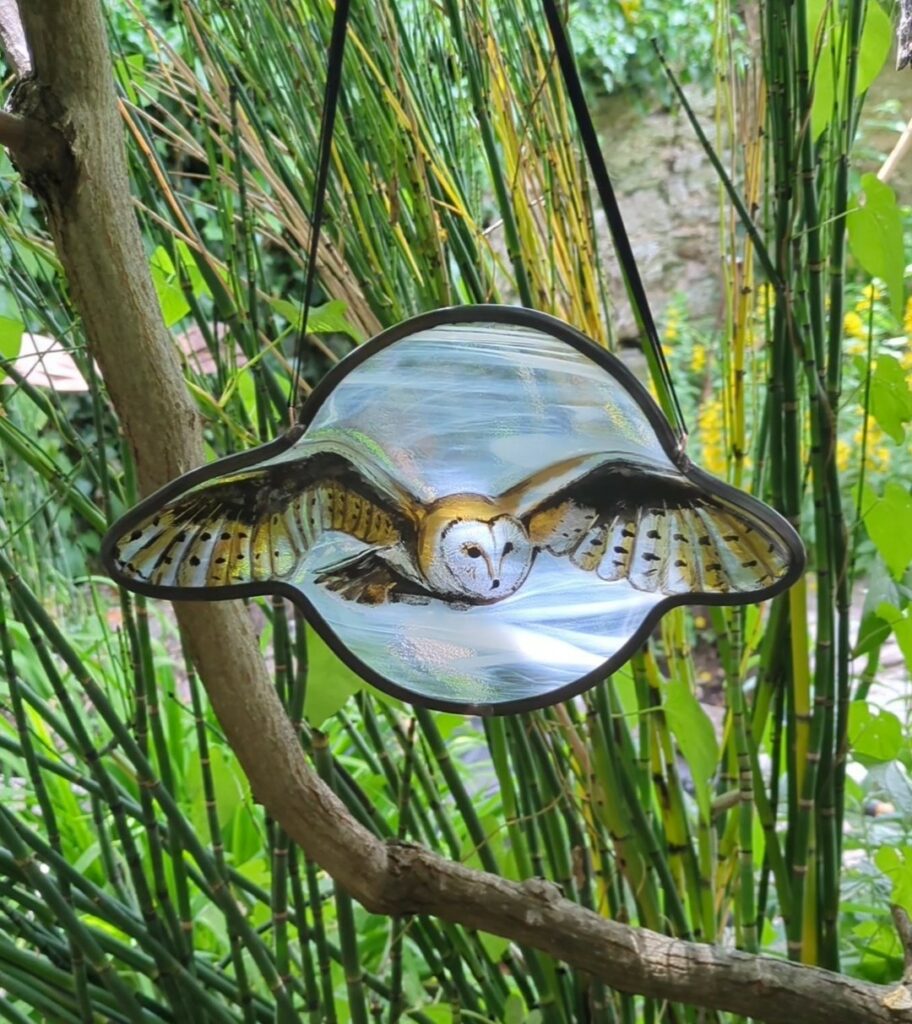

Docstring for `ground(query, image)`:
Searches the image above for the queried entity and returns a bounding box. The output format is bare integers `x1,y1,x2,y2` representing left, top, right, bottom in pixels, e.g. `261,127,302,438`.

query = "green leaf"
420,1008,454,1024
303,626,364,727
175,240,211,299
504,994,525,1024
480,931,510,965
807,0,835,138
230,799,263,867
267,297,363,341
150,246,190,328
434,713,466,742
875,603,912,675
869,354,912,444
875,846,912,917
862,483,912,580
0,316,23,382
856,0,892,96
853,608,892,659
847,176,905,320
186,744,245,835
848,701,902,764
114,54,145,106
663,678,718,821
808,0,891,138
235,368,258,423
612,662,638,719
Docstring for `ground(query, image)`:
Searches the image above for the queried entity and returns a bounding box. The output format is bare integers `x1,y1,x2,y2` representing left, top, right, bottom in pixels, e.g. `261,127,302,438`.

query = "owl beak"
490,579,501,590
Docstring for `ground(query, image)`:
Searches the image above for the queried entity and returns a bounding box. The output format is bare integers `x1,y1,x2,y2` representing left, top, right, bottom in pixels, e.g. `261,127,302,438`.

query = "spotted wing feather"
520,460,795,597
107,450,419,594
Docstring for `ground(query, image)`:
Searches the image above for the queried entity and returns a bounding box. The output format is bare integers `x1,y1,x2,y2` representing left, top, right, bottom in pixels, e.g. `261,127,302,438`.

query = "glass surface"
268,322,670,707
105,313,802,712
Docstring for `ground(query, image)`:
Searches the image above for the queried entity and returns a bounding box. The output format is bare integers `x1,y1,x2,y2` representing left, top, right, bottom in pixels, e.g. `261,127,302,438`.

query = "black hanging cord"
289,0,685,442
289,0,352,422
539,0,689,445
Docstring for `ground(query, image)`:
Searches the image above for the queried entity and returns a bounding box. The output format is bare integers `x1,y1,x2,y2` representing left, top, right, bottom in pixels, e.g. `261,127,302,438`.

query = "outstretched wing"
104,445,420,594
511,458,798,597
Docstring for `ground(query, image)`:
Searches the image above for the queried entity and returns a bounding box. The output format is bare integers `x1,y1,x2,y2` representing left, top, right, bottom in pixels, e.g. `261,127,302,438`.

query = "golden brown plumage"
108,447,794,605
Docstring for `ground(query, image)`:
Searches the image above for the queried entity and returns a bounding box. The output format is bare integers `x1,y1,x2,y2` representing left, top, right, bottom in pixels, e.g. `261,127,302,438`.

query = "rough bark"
6,2,912,1023
899,0,912,71
0,0,28,75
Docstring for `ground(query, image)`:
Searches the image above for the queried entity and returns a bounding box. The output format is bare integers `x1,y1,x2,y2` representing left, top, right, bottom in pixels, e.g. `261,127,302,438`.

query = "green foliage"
569,0,720,96
0,314,22,380
848,702,904,765
663,676,719,822
869,353,912,443
808,0,892,138
0,0,909,1021
847,175,905,319
303,628,365,727
864,483,912,582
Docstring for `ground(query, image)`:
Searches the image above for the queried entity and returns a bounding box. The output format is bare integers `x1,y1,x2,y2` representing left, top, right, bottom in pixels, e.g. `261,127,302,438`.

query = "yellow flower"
852,414,892,473
856,283,882,313
903,296,912,337
871,446,892,472
845,337,866,356
620,0,641,20
843,311,866,340
697,398,726,475
690,343,706,375
664,309,680,344
836,438,851,473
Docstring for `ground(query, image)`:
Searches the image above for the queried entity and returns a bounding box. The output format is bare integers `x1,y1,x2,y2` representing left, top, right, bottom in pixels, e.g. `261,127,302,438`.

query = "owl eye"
503,542,514,555
464,544,483,559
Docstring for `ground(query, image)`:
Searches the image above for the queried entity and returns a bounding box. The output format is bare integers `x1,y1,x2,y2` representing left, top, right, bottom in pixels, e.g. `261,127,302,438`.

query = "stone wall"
594,64,912,345
595,86,723,344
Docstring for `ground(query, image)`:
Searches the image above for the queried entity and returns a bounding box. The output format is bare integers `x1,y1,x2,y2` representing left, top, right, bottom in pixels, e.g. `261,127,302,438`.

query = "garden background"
0,1,911,1021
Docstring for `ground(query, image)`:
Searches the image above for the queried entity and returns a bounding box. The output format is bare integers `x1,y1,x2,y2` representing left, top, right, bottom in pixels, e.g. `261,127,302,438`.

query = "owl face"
432,515,534,602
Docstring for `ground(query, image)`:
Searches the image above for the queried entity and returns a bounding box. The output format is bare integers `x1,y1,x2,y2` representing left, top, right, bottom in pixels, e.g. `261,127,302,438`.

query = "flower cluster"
656,279,911,494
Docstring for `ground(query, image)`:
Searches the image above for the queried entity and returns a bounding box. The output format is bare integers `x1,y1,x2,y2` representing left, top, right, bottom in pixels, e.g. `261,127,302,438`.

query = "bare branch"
0,0,29,76
879,115,912,183
899,0,912,71
893,905,912,979
13,2,912,1023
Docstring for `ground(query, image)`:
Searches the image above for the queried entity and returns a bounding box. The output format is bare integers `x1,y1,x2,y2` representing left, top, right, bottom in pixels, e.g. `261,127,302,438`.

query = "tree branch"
0,107,71,181
0,0,29,76
14,2,912,1023
899,0,912,70
893,905,912,979
878,115,912,184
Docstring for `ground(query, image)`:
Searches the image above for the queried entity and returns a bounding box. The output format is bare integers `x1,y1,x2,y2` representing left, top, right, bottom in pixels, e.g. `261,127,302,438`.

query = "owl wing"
508,457,798,597
104,446,422,596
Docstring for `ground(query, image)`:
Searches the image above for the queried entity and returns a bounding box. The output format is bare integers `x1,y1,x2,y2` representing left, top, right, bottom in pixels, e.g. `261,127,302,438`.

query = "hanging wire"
289,0,686,446
289,0,352,423
539,0,690,448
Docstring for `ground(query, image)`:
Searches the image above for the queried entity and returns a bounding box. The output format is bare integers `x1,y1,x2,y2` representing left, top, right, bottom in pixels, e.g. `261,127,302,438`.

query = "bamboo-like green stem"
187,658,256,1024
314,731,369,1024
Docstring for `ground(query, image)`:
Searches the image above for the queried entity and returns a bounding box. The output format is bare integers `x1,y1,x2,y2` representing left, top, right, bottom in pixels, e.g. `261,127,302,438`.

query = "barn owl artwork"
103,308,804,713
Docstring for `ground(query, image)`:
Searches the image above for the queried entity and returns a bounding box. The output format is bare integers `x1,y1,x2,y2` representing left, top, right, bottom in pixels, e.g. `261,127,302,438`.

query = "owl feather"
110,449,422,598
107,446,795,605
514,457,791,596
